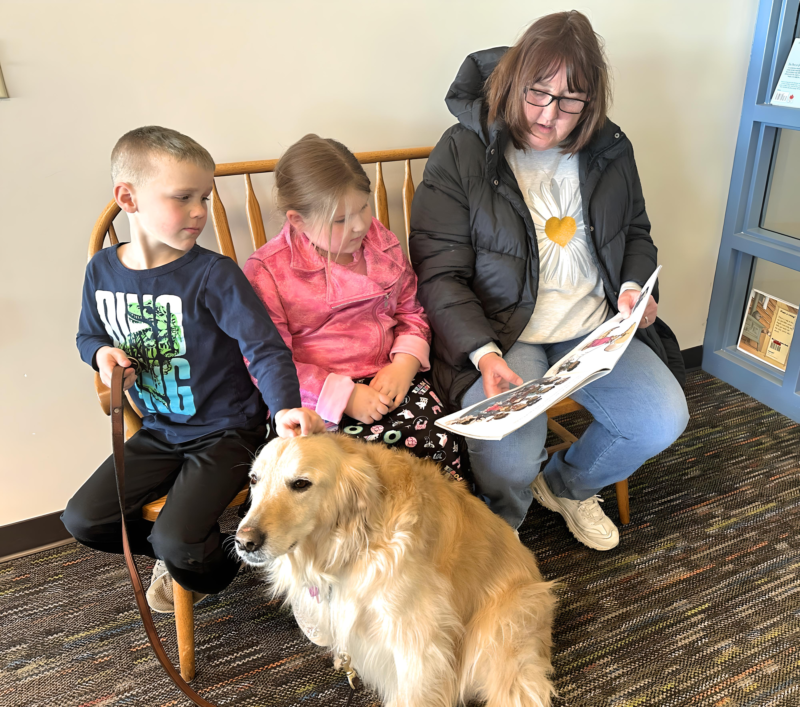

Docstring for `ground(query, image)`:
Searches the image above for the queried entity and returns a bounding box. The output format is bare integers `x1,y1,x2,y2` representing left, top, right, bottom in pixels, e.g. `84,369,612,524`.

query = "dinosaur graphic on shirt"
95,291,196,415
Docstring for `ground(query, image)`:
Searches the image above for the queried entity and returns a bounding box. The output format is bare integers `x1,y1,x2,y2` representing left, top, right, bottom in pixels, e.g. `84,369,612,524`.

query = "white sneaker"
531,474,619,551
146,560,209,613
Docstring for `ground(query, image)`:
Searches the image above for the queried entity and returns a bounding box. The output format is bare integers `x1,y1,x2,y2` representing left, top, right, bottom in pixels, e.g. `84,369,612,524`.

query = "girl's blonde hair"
275,135,371,236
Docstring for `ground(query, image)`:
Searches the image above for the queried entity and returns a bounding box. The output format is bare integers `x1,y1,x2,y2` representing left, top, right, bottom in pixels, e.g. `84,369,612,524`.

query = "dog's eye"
291,479,312,491
249,473,258,486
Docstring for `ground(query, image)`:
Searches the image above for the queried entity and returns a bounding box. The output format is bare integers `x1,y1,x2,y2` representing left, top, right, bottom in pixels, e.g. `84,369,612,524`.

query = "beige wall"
0,0,758,525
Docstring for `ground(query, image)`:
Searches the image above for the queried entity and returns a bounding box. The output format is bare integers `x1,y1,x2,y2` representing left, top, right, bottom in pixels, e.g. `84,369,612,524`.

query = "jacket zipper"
330,293,382,310
373,294,388,367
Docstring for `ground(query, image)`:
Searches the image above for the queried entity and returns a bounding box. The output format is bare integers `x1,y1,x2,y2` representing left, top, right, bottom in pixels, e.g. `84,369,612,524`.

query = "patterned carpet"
1,370,799,707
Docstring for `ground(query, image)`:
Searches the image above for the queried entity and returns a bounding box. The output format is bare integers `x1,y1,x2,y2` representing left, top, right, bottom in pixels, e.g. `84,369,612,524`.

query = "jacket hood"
445,47,626,164
445,47,508,144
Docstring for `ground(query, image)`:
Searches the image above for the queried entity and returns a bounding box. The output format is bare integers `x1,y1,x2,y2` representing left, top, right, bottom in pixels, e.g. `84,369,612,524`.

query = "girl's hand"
369,354,420,409
96,346,137,390
618,290,658,328
345,384,393,424
478,353,523,398
274,408,326,437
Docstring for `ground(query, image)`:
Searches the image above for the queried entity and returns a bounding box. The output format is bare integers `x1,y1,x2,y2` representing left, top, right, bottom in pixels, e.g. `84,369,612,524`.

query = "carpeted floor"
1,370,799,707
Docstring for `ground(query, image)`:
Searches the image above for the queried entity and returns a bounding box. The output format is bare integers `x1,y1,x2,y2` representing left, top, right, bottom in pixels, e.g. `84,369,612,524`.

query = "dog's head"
235,433,380,567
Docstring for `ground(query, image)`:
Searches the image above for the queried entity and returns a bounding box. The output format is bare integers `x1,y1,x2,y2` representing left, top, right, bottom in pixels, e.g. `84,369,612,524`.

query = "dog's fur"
236,434,556,707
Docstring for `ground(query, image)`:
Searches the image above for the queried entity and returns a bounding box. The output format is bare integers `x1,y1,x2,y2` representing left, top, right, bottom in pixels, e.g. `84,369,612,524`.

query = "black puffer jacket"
409,47,685,412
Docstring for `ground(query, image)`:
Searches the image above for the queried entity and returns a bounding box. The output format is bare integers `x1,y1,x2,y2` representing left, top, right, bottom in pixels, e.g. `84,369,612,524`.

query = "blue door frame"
703,0,800,422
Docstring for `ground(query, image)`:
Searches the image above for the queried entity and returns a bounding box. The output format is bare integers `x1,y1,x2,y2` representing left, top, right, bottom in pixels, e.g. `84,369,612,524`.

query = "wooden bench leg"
615,479,630,526
173,583,196,681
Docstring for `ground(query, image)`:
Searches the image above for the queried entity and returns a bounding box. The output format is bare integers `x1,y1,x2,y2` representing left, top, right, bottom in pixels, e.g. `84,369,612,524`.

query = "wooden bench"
87,145,628,681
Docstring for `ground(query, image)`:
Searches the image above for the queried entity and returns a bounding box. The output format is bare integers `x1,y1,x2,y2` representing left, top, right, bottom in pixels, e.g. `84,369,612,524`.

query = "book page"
435,267,661,440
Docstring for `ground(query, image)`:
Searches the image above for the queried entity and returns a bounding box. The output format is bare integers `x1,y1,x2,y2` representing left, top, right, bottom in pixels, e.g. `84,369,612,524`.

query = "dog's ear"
328,451,381,558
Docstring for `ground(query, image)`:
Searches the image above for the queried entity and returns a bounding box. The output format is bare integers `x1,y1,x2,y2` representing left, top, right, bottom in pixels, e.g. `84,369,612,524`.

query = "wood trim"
94,371,111,416
0,512,74,562
211,180,236,259
174,586,196,681
547,417,579,444
213,147,433,177
374,162,390,229
547,398,584,418
402,159,416,240
244,173,267,252
88,200,122,260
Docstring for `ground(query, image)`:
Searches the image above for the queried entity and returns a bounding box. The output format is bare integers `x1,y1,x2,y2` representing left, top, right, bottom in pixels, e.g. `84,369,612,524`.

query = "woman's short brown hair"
485,11,611,154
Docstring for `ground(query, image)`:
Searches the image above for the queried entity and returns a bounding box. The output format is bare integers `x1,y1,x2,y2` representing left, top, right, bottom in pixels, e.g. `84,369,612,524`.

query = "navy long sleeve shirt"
77,244,301,443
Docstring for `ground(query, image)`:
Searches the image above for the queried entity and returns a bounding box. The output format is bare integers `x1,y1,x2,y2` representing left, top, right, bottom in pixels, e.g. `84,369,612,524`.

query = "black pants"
61,424,268,594
338,373,473,488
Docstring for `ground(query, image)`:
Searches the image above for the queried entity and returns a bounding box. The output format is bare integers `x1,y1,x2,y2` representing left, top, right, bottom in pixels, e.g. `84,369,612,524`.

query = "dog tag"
309,585,321,603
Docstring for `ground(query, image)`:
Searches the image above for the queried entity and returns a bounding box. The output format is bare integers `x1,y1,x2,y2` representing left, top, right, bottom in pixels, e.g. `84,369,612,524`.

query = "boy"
63,126,324,612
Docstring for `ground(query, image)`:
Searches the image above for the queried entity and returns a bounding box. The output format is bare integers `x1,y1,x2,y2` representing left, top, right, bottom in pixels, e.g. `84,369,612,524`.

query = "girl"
243,134,470,485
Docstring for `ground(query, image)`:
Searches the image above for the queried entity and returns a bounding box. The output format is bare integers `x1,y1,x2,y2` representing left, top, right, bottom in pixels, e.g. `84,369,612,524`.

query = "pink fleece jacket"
243,218,431,424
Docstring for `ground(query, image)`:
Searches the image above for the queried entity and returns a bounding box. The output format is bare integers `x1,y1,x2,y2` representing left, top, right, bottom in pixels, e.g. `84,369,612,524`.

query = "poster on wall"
736,288,798,371
771,38,800,108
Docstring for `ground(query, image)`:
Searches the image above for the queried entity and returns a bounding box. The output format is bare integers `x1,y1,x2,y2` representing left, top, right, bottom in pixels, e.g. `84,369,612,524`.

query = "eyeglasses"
524,88,587,115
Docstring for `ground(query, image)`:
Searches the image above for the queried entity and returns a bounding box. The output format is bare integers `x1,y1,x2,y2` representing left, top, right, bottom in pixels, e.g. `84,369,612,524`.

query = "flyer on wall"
771,38,800,108
435,266,662,441
736,288,798,371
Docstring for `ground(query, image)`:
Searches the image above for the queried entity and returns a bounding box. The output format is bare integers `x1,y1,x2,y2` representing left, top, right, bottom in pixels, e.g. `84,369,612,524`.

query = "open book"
435,266,661,441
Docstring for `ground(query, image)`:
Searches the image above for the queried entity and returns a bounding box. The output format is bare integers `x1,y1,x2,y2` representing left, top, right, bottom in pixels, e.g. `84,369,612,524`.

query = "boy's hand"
96,346,137,391
369,354,420,410
345,384,393,424
274,408,326,437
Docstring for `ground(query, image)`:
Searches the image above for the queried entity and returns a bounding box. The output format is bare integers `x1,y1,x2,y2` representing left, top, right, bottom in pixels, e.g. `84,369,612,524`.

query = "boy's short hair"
111,126,215,186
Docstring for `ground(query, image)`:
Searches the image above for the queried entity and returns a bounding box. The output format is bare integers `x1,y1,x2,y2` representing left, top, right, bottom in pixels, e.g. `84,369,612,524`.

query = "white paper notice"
771,38,800,108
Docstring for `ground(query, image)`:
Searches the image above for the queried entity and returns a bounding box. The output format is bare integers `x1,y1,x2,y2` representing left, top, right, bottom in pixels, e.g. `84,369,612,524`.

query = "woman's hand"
478,353,523,398
274,408,326,437
369,353,420,409
618,290,658,328
345,384,393,424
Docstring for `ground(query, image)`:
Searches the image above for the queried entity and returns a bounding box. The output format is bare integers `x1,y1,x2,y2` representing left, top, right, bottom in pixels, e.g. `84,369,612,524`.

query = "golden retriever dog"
235,433,556,707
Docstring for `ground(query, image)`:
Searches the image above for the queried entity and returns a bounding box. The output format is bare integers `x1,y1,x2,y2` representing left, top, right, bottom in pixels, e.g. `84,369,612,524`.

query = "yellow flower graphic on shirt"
529,178,595,287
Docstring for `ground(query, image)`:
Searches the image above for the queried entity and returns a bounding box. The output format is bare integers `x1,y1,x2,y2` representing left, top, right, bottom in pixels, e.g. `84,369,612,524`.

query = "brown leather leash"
110,366,221,706
110,365,358,706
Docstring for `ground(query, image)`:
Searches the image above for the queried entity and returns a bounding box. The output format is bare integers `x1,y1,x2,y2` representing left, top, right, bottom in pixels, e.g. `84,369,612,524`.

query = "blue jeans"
462,336,689,528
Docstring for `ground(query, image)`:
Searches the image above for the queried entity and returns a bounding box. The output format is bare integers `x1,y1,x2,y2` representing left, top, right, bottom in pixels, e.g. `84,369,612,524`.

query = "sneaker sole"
531,477,618,551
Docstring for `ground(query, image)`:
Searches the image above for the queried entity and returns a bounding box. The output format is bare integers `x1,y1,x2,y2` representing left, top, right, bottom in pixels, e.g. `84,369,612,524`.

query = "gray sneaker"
146,560,209,613
531,474,619,551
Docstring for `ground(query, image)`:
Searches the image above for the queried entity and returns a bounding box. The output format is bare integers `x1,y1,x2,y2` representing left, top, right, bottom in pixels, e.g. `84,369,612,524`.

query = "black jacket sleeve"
619,147,658,290
409,135,499,369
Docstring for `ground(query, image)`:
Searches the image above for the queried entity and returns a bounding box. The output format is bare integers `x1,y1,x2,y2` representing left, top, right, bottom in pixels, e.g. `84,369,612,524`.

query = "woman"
409,11,689,550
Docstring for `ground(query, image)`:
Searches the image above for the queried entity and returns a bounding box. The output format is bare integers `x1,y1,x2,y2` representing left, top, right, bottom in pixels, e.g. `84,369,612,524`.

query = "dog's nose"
235,527,265,553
